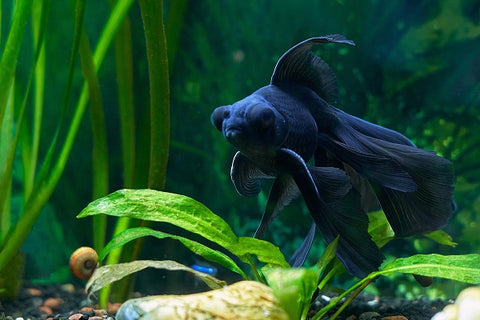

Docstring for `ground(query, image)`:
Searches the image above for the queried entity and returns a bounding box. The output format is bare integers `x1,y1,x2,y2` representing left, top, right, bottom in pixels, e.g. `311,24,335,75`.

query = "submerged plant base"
0,282,451,320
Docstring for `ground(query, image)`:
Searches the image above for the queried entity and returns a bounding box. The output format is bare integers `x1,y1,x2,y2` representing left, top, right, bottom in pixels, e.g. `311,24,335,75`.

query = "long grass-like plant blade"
0,0,33,125
0,0,47,264
139,0,170,190
28,0,85,200
165,0,187,72
23,0,49,200
0,0,135,272
78,31,109,251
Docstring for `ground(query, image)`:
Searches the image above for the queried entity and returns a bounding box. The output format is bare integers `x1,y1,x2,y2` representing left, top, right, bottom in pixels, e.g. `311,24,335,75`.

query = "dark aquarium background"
2,0,479,299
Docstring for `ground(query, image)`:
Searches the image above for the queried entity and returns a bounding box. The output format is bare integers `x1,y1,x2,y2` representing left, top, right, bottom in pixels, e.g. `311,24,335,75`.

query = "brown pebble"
68,313,85,320
94,309,108,316
26,288,42,296
44,297,64,310
88,317,103,320
39,306,53,314
107,302,122,315
381,317,408,320
80,306,95,315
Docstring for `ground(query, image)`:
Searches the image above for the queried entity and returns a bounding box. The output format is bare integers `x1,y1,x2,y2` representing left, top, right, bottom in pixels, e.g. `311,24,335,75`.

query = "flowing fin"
289,223,316,267
367,139,454,236
277,148,384,278
230,152,272,197
336,107,416,146
318,134,417,192
323,118,455,236
254,176,299,239
271,35,355,105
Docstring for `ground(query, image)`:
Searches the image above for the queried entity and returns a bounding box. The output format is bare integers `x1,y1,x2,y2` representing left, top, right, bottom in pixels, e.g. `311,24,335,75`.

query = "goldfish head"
211,94,288,156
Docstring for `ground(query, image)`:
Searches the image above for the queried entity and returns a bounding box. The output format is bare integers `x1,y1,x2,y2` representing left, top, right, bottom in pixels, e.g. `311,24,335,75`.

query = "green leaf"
264,267,319,320
233,237,289,268
317,236,339,271
77,189,239,249
368,210,395,248
378,254,480,283
424,230,458,247
86,260,226,297
99,227,247,279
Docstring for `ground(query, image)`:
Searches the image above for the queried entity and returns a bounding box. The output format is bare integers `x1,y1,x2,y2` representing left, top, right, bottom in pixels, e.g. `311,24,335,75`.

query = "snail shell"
69,246,98,280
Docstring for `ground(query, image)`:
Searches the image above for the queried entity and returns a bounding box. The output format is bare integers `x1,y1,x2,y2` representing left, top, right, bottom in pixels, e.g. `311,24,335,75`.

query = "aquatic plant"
78,189,480,319
0,0,179,301
0,0,138,296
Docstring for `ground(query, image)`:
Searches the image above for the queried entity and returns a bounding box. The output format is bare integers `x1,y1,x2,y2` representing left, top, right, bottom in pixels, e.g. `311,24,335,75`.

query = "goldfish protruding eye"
211,106,229,131
247,104,275,131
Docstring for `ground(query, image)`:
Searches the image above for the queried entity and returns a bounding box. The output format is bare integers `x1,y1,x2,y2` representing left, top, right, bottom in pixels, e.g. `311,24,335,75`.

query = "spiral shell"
69,246,98,280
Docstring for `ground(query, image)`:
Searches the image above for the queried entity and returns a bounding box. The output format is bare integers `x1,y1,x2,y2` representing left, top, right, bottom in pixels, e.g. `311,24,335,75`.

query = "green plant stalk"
0,87,14,245
0,0,135,272
97,0,137,307
0,0,33,125
165,0,187,72
329,277,375,320
78,31,109,251
110,2,135,188
139,0,170,190
0,0,47,245
24,0,47,200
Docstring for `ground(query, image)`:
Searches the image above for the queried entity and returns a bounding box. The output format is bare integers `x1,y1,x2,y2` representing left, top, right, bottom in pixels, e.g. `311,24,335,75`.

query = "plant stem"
138,0,170,191
0,0,33,125
329,277,375,320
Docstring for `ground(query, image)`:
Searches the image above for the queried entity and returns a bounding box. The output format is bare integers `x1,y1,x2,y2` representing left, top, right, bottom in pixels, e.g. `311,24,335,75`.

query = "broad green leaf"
99,227,247,279
264,267,319,320
77,189,239,249
425,230,458,247
233,237,289,268
377,254,480,284
86,260,226,297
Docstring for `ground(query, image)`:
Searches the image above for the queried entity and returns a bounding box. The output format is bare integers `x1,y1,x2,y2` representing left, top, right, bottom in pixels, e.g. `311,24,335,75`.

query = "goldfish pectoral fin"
230,152,272,197
289,223,316,267
254,176,299,239
318,133,417,192
271,35,354,105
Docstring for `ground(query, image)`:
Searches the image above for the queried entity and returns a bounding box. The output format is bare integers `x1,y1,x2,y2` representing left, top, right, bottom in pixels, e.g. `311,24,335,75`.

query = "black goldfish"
210,34,454,278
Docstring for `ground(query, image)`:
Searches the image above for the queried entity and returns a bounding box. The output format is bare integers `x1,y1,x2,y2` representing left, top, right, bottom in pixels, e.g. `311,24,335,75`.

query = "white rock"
116,280,289,320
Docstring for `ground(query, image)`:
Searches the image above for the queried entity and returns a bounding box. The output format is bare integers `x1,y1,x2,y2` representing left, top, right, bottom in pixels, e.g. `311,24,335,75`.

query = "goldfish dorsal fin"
271,34,354,105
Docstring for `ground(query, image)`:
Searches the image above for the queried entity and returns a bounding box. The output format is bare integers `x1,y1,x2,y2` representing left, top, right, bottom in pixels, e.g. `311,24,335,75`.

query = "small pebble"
39,306,53,315
80,306,95,315
44,297,64,310
108,302,122,315
25,288,42,296
61,283,76,293
381,316,408,320
68,313,86,320
359,311,381,320
94,309,108,316
88,317,104,320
